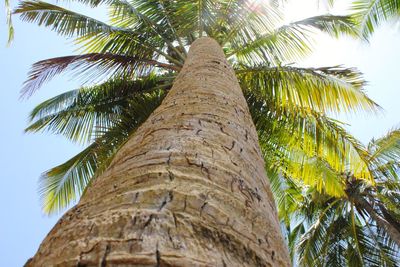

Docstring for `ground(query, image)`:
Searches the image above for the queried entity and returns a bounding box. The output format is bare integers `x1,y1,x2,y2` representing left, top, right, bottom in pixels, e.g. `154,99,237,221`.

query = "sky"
284,0,400,143
0,0,399,266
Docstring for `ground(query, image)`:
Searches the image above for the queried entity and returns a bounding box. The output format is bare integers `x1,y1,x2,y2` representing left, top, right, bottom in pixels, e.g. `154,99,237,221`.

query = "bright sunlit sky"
0,0,399,266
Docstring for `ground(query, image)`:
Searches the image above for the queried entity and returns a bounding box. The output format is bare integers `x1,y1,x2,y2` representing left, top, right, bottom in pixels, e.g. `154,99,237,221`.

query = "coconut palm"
16,0,377,213
14,0,381,265
276,128,400,266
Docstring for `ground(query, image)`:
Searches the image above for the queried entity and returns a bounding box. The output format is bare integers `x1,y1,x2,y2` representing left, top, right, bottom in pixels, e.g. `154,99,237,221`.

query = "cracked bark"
25,37,290,266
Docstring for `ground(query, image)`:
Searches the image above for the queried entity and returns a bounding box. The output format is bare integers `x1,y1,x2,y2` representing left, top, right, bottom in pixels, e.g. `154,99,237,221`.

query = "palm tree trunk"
26,37,290,267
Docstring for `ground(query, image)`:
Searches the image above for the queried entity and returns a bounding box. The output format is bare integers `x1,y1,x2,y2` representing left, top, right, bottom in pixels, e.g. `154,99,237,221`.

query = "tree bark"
26,37,290,267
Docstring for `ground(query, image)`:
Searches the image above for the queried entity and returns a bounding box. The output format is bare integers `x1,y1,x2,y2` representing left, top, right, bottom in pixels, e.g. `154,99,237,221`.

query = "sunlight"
3,0,400,266
282,0,349,23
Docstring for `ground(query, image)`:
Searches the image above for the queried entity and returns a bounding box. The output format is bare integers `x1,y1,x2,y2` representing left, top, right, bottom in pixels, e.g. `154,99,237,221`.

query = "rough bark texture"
26,37,290,267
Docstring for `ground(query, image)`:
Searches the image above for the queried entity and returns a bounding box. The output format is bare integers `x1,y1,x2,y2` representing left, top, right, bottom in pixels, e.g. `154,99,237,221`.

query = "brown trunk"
26,37,290,267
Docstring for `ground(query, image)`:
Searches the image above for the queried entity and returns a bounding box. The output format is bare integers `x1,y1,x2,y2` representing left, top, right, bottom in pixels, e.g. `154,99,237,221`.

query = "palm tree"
17,0,378,214
276,128,400,266
14,0,380,265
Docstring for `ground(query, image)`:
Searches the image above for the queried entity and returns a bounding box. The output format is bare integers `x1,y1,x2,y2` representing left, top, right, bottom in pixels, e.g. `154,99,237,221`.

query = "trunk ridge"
27,37,290,267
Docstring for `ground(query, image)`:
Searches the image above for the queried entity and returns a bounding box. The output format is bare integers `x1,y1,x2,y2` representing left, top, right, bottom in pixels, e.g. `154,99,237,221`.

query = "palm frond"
268,169,305,226
39,142,98,214
369,128,400,162
297,201,344,266
237,64,379,114
25,76,169,144
249,91,375,196
39,90,166,214
368,128,400,182
110,0,186,61
363,219,400,266
295,174,400,265
284,151,346,197
14,0,119,37
297,15,359,38
14,1,179,65
352,0,400,39
20,53,176,98
219,0,282,46
153,0,187,54
291,185,400,266
229,15,360,64
63,0,112,7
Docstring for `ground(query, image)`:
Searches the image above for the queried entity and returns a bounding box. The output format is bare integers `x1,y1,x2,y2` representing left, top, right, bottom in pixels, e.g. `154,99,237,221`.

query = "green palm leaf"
14,0,119,37
297,200,344,266
369,128,400,162
238,64,379,114
352,0,400,38
290,127,400,265
109,0,186,60
14,1,180,65
39,89,166,214
367,128,400,183
229,15,360,65
248,93,373,196
219,0,281,45
20,53,175,97
26,75,170,144
39,142,98,214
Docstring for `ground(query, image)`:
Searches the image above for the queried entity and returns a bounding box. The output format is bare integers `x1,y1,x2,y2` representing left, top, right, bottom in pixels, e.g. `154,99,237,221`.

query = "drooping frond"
39,90,166,214
63,0,112,7
25,75,171,144
229,15,360,64
369,128,400,162
297,15,360,38
268,169,305,226
39,142,98,214
367,128,400,182
14,1,178,65
109,0,187,60
352,0,400,39
363,220,400,266
284,151,346,197
287,146,400,266
267,169,308,262
14,0,119,37
218,0,281,45
297,200,344,266
20,53,175,98
237,64,379,114
248,92,374,197
296,196,400,266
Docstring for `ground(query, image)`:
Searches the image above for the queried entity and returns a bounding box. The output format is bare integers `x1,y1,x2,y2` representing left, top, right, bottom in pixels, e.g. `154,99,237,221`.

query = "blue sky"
0,15,80,267
0,1,399,266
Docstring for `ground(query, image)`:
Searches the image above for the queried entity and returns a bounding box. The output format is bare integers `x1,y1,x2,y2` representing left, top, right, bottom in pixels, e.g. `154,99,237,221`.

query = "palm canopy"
275,128,400,266
14,0,380,215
